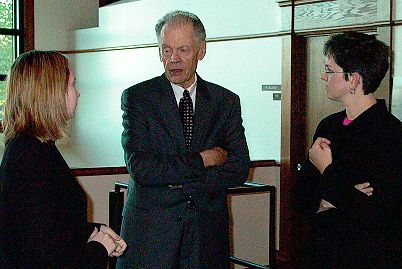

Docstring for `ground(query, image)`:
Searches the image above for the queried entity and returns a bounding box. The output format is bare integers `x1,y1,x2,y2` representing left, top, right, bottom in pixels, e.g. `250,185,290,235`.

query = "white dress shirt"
170,75,197,112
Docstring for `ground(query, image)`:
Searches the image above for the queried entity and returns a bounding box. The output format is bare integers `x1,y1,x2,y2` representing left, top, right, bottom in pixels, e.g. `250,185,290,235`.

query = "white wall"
200,38,282,161
34,0,99,50
0,0,101,159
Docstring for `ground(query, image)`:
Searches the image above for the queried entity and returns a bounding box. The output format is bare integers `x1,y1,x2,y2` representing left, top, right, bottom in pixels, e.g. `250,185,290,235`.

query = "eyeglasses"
324,65,347,75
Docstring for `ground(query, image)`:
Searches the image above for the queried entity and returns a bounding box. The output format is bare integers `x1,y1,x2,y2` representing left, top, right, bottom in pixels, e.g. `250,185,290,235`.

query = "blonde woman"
0,51,126,268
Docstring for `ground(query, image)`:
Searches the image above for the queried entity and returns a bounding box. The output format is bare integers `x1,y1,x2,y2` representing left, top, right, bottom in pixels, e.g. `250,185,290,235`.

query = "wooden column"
278,35,307,269
22,0,34,52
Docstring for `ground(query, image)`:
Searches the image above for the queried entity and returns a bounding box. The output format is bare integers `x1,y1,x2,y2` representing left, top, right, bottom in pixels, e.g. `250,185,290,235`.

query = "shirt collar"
171,75,197,108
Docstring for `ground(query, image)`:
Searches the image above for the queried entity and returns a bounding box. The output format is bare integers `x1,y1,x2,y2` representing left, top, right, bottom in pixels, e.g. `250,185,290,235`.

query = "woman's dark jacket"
0,134,108,268
296,100,402,268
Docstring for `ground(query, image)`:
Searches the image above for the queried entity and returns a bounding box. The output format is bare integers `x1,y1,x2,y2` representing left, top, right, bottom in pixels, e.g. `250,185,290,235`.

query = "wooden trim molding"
99,0,121,7
59,42,157,55
294,22,387,37
59,31,291,55
276,0,333,7
250,160,280,168
72,166,128,177
71,160,280,177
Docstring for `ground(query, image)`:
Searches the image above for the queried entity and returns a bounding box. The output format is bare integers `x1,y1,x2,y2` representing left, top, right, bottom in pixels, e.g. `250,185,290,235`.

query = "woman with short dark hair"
297,32,402,268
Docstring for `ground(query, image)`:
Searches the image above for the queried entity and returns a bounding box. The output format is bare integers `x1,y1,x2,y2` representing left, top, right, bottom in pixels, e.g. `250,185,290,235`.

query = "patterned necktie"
179,90,194,151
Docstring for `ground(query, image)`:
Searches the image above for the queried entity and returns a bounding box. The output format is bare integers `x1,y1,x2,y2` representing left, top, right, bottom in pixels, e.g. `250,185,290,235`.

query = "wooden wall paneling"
279,35,307,269
375,27,391,107
278,35,291,269
305,35,344,150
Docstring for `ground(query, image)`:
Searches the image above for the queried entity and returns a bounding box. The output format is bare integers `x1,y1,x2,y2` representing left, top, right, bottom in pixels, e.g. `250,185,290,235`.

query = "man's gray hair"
155,10,206,45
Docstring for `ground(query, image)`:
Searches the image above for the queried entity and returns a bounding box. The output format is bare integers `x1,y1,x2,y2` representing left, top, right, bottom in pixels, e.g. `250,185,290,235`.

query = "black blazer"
296,100,402,268
0,134,108,269
121,74,250,203
119,74,250,268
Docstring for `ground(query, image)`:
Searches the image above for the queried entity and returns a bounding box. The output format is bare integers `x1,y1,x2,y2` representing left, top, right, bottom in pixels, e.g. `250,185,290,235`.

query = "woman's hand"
100,225,127,257
354,182,373,196
87,227,117,256
309,137,332,174
87,226,127,257
318,199,336,212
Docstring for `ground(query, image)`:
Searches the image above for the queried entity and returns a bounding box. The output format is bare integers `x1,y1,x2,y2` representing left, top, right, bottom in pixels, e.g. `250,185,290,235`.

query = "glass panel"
61,35,283,168
0,35,14,75
395,0,402,20
0,0,14,29
392,26,402,121
0,80,5,121
279,5,292,33
294,0,389,32
74,0,286,50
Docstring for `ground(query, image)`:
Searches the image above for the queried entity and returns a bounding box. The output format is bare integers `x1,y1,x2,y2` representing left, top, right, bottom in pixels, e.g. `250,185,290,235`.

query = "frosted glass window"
54,0,287,168
70,0,284,51
294,0,388,32
395,0,402,20
392,26,402,121
61,36,282,168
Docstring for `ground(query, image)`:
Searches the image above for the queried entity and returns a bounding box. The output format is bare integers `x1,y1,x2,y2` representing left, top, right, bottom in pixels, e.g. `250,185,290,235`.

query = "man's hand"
309,137,332,174
200,147,228,167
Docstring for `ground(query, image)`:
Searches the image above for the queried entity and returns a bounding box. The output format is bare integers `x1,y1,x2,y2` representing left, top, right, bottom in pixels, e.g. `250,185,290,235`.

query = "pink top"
343,117,353,125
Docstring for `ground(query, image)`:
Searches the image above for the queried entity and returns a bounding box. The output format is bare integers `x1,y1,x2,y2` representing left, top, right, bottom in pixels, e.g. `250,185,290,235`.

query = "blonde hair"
2,50,70,143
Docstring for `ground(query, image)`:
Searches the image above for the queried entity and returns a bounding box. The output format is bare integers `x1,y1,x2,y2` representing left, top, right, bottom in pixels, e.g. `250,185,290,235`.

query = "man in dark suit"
116,10,250,269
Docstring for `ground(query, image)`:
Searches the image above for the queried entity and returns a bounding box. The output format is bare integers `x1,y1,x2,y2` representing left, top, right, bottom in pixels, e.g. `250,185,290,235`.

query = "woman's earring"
350,88,356,94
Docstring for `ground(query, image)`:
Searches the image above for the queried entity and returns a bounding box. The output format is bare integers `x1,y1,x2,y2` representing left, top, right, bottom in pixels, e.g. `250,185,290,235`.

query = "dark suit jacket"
118,74,250,268
0,134,108,269
296,100,402,269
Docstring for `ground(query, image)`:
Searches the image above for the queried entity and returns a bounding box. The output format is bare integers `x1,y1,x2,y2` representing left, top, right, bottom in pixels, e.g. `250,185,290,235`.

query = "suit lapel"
192,75,212,151
154,74,186,152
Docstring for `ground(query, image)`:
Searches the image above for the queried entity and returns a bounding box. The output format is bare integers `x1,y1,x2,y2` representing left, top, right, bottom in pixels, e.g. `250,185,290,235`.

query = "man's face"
159,22,206,88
